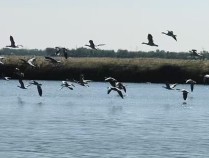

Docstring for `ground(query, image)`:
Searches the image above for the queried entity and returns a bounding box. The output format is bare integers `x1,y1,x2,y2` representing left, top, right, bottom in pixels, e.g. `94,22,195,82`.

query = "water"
0,80,209,158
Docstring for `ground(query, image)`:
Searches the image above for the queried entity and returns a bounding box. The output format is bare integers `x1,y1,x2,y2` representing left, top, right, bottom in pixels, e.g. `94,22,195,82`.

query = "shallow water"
0,80,209,158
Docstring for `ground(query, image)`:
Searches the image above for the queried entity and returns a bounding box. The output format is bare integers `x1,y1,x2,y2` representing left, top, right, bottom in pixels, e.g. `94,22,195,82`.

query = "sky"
0,0,209,52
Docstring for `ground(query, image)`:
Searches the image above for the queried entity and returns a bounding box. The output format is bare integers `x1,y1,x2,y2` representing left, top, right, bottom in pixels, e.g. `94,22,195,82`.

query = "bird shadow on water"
17,97,25,106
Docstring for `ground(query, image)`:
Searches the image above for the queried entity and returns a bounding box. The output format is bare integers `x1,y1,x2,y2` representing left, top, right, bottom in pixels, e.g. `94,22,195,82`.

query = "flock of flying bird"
0,32,208,100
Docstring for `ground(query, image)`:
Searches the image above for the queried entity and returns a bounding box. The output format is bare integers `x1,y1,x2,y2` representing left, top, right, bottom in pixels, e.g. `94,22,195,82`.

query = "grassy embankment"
1,56,209,83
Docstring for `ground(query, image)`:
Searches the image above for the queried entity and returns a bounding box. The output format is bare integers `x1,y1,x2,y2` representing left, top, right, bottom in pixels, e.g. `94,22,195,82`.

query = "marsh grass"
1,56,209,83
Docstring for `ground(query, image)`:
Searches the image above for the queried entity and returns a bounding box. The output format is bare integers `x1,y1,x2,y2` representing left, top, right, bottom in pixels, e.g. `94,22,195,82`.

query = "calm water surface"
0,80,209,158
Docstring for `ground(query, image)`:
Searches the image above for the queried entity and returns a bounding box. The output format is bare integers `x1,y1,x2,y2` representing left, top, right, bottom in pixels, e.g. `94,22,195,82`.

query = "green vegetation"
1,55,209,83
0,47,209,59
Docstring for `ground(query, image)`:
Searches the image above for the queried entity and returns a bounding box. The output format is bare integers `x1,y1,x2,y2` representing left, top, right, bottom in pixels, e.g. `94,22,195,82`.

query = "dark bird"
107,87,124,99
163,83,177,90
27,80,42,96
85,40,105,50
60,81,75,90
74,74,91,87
45,56,61,63
186,79,196,92
105,77,117,87
14,68,24,78
55,47,68,59
142,34,158,47
162,30,177,41
6,36,23,48
190,49,203,57
18,78,27,89
181,89,189,100
116,82,126,93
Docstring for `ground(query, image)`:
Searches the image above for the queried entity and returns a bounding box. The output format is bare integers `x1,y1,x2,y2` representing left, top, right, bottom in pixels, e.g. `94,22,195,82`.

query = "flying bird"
20,57,36,67
0,57,5,64
162,30,177,41
1,74,11,81
60,81,75,90
85,40,105,50
74,74,91,87
107,87,124,99
186,79,196,92
55,47,68,59
45,56,61,63
190,49,203,57
27,80,42,96
142,34,158,47
203,74,209,83
105,77,117,87
181,89,189,100
17,78,27,89
162,83,177,90
6,36,23,48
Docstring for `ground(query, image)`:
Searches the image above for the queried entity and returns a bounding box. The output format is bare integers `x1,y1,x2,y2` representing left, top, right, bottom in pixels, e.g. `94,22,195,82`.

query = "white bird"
186,79,196,92
107,87,124,99
20,57,36,67
0,57,5,64
60,81,75,90
27,80,42,96
1,74,11,81
105,77,117,87
162,83,177,90
203,74,209,83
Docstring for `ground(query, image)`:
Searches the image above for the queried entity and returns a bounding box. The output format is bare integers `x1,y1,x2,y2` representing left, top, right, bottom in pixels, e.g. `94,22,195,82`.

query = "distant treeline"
0,47,209,59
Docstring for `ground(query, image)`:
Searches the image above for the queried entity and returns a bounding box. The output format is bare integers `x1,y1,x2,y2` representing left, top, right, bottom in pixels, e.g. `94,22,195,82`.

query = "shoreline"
1,56,208,83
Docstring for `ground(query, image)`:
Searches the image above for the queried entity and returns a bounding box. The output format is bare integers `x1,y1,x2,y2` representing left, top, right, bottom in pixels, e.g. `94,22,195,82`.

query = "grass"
1,56,209,83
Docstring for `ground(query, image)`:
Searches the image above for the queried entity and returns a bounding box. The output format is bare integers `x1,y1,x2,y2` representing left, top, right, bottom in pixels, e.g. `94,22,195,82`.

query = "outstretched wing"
45,56,58,63
116,89,124,99
183,92,187,100
89,40,94,46
148,34,153,44
10,36,15,47
37,85,42,96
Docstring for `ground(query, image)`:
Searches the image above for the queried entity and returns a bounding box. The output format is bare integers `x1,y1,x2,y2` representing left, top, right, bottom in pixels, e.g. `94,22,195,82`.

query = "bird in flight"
189,49,203,57
20,57,36,67
45,56,61,64
162,83,177,90
55,47,68,59
6,36,23,48
186,79,196,92
162,30,177,41
181,89,189,100
60,81,75,90
107,87,124,99
142,34,158,47
27,80,43,96
85,40,105,50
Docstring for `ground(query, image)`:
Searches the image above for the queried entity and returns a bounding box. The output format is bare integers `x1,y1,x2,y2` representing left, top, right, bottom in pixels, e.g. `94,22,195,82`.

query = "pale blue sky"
0,0,209,52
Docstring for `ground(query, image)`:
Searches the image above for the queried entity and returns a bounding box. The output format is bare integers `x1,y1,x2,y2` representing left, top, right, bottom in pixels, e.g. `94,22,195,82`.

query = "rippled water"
0,80,209,158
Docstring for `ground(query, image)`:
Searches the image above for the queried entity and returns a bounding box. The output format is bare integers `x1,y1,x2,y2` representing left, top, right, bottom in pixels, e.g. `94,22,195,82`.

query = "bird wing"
63,51,68,59
148,34,154,44
183,92,188,100
45,56,57,63
165,83,170,89
191,84,194,92
55,47,61,55
37,85,42,96
107,87,112,94
172,35,177,41
10,36,15,47
96,44,105,47
116,89,124,99
18,78,25,88
28,57,36,67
